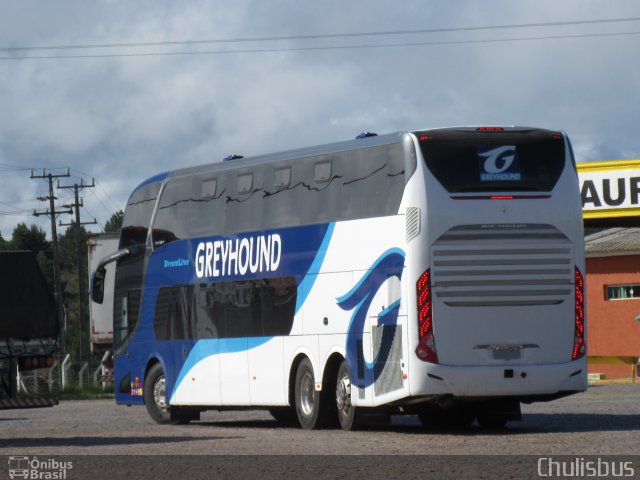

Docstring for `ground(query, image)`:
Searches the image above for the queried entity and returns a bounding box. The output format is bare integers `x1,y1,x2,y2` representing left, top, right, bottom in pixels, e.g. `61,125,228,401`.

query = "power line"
70,167,122,213
2,30,639,60
1,16,639,53
3,28,640,61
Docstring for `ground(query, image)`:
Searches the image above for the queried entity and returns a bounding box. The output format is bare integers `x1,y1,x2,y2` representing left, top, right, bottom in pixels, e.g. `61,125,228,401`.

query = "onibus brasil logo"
8,456,73,479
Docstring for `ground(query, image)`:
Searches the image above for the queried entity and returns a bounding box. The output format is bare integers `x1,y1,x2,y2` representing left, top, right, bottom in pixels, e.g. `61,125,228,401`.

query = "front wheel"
335,360,359,431
144,363,171,424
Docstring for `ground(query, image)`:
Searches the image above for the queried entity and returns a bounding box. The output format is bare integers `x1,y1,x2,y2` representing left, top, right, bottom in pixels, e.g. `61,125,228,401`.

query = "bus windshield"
416,128,566,193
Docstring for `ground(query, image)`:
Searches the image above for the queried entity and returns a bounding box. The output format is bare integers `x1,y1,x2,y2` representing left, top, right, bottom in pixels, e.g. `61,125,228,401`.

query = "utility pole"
31,169,73,355
58,179,97,364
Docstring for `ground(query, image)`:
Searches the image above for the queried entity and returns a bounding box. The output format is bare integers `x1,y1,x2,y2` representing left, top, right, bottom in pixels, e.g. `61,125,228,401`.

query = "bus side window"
195,285,220,339
114,290,141,349
171,286,194,340
225,281,258,338
261,277,296,336
154,287,172,341
114,295,129,349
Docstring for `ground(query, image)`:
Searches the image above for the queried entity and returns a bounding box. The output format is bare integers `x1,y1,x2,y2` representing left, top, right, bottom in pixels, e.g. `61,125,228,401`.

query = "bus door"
112,254,144,404
169,286,196,398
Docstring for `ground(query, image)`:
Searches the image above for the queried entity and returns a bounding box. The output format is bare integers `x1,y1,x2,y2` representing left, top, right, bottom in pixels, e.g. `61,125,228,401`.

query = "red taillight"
419,135,431,141
416,269,438,363
572,267,586,360
490,195,514,200
476,127,504,131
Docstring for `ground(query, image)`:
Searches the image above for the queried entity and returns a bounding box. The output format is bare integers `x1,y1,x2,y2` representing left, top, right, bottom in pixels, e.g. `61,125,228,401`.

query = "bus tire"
335,360,359,431
476,412,507,429
294,358,325,429
417,404,475,430
144,363,171,424
476,399,520,429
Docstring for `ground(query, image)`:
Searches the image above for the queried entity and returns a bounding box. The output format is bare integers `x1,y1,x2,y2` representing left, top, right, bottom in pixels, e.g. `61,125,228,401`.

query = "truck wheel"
335,360,359,431
144,363,171,424
294,358,326,429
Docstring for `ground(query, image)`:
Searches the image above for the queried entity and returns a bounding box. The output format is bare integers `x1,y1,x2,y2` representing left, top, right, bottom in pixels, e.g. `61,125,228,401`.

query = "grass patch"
58,384,115,400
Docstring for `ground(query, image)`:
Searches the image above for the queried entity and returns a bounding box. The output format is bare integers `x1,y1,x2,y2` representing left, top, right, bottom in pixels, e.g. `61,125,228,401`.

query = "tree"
104,210,124,233
4,223,53,285
58,221,90,361
9,223,50,254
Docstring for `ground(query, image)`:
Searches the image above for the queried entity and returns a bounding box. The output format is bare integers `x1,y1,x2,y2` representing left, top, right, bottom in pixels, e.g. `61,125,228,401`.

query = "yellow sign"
577,159,640,219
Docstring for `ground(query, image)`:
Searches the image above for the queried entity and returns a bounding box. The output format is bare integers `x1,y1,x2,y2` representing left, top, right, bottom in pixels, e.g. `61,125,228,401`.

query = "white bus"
92,126,586,430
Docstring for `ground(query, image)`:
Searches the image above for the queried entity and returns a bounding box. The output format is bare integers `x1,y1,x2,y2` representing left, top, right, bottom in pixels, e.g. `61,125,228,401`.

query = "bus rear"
404,127,586,423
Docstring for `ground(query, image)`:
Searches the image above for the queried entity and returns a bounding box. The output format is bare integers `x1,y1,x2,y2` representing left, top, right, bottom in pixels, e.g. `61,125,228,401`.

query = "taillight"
572,267,586,360
416,269,438,363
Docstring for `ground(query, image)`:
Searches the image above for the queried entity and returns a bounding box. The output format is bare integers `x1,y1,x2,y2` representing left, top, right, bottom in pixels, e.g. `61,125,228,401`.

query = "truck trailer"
0,251,59,409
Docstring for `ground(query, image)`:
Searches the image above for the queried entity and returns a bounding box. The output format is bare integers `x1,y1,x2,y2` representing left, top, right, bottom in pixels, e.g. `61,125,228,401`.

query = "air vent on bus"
406,207,420,243
431,224,573,307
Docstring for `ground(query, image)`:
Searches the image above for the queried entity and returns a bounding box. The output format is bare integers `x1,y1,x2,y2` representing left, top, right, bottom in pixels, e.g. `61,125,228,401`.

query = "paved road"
1,384,639,479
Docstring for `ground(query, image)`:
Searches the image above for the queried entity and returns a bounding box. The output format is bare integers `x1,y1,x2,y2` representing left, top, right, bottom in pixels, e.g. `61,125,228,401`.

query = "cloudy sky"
0,0,639,238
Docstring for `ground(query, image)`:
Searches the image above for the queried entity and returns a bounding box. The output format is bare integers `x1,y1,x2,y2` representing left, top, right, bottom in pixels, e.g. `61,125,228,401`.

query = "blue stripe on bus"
170,223,335,400
337,248,405,389
294,222,335,315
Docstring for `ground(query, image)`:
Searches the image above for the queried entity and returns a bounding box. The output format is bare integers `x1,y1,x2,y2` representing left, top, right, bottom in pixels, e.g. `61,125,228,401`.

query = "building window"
606,284,640,300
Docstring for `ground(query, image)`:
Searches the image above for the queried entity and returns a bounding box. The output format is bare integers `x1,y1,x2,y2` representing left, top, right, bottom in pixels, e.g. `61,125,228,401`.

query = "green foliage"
8,223,51,255
104,210,124,233
58,384,115,400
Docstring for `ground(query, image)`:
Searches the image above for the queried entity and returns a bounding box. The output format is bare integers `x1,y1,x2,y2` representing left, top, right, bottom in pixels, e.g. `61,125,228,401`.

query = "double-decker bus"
92,126,586,430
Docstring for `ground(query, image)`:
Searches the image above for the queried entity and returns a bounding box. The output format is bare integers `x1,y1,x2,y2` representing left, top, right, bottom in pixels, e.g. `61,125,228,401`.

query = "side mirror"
91,266,106,304
89,245,143,305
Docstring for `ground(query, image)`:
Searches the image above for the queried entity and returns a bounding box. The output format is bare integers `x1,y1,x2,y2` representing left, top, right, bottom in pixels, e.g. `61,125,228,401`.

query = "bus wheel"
294,358,324,429
335,360,359,431
144,363,171,424
417,404,475,430
476,412,507,429
476,399,520,429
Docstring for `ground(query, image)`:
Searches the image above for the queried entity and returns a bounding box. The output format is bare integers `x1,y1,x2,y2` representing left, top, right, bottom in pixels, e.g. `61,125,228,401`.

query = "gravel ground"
1,383,639,457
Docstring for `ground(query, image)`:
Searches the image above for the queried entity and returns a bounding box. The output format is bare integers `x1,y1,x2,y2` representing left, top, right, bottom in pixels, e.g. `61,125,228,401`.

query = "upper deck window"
417,129,566,193
120,181,162,248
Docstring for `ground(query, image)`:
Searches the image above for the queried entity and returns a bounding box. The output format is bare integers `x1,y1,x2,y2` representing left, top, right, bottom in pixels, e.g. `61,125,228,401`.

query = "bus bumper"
409,359,587,399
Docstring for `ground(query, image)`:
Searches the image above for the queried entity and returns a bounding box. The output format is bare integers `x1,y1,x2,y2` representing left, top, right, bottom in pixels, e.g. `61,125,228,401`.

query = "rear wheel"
476,399,521,429
294,358,326,429
418,404,475,430
476,412,507,429
335,360,359,431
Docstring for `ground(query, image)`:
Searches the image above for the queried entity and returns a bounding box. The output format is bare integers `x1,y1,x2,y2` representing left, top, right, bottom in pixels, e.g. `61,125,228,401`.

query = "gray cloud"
0,0,639,236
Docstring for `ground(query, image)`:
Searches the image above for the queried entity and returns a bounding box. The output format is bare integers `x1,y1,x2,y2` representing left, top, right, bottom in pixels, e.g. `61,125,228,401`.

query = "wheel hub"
336,373,351,413
299,372,315,416
153,375,168,411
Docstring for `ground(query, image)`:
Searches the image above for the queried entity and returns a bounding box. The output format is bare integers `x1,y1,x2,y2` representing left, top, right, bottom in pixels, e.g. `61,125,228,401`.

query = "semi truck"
0,251,59,409
87,233,118,381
